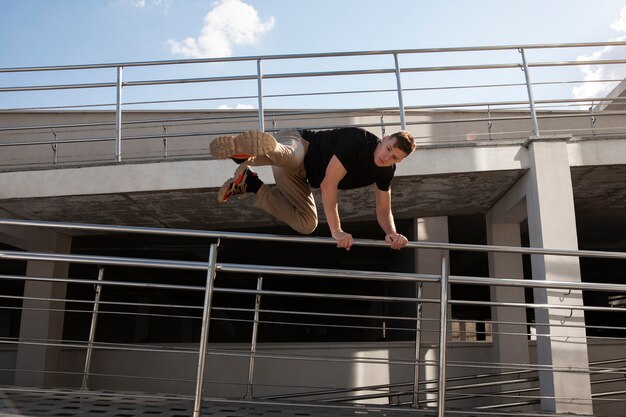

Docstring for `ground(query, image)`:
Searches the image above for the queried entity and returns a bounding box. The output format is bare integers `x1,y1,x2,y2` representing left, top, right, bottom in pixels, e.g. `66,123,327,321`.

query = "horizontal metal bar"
1,218,625,259
0,250,207,270
450,274,626,292
0,272,204,290
218,262,437,282
4,57,626,94
2,40,625,72
0,82,115,93
451,298,626,314
214,287,429,304
0,251,441,287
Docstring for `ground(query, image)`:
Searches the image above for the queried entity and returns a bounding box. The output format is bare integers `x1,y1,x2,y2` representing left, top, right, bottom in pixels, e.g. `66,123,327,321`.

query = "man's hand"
332,230,353,251
385,232,408,250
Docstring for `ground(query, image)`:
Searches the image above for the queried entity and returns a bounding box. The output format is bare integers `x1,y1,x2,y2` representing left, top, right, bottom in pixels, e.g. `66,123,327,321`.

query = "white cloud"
167,0,275,58
125,0,171,13
218,103,255,109
610,6,626,32
572,6,626,100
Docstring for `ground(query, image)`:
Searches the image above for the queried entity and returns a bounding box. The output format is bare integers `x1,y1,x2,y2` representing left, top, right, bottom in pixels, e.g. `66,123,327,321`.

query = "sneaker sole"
210,131,277,159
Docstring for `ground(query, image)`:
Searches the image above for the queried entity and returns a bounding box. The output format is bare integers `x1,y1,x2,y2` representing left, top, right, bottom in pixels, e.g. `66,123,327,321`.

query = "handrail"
1,218,625,259
2,40,626,72
4,59,626,94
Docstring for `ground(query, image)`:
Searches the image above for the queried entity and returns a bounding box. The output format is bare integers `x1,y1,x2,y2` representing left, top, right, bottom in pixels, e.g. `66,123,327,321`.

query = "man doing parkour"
210,128,416,251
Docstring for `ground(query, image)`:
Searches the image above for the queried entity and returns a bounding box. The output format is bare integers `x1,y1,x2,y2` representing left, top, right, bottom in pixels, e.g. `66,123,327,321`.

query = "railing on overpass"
1,41,626,168
0,218,625,417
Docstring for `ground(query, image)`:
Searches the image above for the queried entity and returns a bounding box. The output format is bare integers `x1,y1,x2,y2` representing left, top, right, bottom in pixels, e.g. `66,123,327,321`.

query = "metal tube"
163,125,168,159
115,66,123,162
3,218,626,259
437,256,449,417
589,103,597,136
487,105,493,141
413,282,423,408
193,242,219,417
3,40,626,73
257,59,265,132
246,276,263,399
52,131,58,165
519,48,540,136
393,53,406,130
82,267,105,390
0,249,207,271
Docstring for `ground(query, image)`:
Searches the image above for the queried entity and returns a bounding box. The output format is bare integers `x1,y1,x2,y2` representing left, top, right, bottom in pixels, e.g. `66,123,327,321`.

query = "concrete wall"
1,109,624,169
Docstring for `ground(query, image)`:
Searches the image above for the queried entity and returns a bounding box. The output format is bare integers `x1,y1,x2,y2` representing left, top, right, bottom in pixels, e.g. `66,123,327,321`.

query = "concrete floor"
0,387,577,417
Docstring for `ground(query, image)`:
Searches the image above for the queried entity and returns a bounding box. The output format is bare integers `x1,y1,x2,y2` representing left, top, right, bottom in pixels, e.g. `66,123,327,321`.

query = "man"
210,127,415,250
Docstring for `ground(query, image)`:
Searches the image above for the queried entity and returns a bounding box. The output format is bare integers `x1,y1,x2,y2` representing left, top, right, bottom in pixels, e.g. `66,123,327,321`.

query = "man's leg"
256,165,318,235
245,129,306,170
215,129,318,234
250,129,317,234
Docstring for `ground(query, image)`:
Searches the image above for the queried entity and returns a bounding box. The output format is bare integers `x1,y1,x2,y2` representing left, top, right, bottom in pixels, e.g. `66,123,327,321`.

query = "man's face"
374,136,409,167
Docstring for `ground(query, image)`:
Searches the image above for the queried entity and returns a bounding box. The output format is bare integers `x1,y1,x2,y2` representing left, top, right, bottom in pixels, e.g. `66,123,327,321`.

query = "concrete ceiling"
0,169,523,232
1,166,625,245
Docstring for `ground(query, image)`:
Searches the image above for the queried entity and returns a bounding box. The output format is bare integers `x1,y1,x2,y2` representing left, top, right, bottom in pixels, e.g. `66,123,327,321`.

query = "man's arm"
320,155,353,250
375,187,408,250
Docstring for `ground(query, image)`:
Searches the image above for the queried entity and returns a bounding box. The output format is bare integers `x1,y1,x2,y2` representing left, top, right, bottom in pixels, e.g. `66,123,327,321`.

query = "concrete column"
15,232,72,387
525,136,592,414
485,214,531,405
415,217,449,406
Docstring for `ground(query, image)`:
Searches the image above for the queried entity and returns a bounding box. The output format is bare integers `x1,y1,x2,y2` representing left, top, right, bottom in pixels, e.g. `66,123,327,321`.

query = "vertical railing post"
115,66,123,162
589,102,597,136
437,256,449,417
519,48,540,136
257,59,265,132
487,105,494,141
412,281,424,408
393,53,407,130
163,124,168,159
193,241,219,417
52,130,59,165
246,275,263,399
82,266,105,390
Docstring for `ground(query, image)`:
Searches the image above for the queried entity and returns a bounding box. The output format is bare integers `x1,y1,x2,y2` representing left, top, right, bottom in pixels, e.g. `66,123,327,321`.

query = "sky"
1,0,626,111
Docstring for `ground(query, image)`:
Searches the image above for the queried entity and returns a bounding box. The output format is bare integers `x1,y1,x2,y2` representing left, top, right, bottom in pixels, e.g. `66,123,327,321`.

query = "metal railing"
0,218,625,416
2,41,626,168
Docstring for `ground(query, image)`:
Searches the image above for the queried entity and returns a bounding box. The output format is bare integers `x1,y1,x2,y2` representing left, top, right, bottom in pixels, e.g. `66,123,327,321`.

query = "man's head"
374,130,416,167
390,130,416,155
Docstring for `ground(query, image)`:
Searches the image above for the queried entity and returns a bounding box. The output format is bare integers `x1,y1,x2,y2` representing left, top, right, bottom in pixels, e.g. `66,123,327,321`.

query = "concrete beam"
525,136,593,414
0,160,276,200
485,215,531,408
397,141,528,177
567,136,626,167
15,232,72,388
414,217,449,406
487,174,528,224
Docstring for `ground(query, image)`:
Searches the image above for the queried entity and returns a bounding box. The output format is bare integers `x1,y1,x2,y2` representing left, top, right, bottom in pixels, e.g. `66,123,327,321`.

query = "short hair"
390,130,416,155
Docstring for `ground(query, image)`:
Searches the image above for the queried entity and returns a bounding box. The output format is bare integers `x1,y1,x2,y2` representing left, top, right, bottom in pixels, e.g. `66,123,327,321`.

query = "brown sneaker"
217,165,256,203
210,131,277,160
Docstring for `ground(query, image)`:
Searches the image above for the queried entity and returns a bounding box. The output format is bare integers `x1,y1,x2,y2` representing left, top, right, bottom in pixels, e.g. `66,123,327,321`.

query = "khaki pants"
246,129,318,234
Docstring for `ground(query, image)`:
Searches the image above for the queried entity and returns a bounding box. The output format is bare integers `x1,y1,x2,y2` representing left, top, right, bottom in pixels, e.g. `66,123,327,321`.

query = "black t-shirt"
301,127,395,191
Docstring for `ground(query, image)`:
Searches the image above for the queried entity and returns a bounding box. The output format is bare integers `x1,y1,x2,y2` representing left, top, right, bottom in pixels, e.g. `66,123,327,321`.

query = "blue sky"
1,0,626,110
